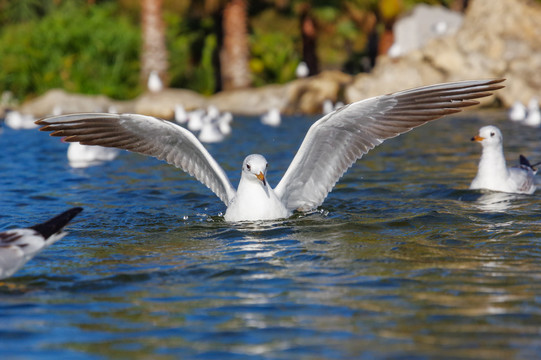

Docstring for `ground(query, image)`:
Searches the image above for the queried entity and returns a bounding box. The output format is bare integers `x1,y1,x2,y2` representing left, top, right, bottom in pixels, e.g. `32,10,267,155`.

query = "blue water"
1,111,541,359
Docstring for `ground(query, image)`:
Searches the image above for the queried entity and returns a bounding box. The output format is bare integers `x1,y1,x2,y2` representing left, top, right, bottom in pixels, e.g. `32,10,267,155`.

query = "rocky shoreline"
8,0,541,119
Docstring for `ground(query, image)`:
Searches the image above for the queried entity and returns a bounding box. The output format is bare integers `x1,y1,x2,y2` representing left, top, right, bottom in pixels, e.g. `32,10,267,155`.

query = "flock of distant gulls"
1,77,540,280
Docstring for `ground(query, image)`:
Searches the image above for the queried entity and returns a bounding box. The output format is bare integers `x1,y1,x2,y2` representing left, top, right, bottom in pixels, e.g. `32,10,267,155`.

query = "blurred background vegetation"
0,0,477,101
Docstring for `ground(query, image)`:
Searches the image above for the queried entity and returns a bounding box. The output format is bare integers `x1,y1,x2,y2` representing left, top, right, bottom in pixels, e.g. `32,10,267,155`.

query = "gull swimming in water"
470,125,537,194
508,100,527,122
0,207,82,280
36,79,504,222
4,110,37,130
67,142,120,168
523,97,541,127
261,108,281,127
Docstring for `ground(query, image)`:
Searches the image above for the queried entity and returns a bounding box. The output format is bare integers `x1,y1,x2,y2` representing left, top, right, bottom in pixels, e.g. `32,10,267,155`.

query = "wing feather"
274,79,505,211
37,113,236,205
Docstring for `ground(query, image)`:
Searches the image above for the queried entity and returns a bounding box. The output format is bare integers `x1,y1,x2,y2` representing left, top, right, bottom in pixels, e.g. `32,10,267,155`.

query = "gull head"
242,154,268,186
471,125,503,148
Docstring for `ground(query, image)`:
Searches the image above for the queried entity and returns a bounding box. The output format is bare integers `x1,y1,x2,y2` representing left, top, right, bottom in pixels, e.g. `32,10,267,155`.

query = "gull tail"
519,154,540,173
29,207,83,240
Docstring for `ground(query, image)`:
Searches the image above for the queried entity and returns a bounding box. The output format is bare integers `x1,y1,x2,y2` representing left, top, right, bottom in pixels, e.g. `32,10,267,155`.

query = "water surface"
1,111,541,359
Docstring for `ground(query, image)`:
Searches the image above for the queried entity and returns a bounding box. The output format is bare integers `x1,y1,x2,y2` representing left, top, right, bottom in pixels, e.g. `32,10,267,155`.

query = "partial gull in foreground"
36,79,504,222
0,207,83,280
470,125,537,194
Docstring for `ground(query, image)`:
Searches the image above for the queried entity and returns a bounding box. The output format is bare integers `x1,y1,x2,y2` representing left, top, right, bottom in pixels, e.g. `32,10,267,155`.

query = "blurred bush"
0,2,141,100
250,30,300,87
165,12,217,96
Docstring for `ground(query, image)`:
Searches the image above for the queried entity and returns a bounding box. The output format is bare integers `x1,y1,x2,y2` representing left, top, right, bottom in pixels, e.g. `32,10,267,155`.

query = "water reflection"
474,191,519,212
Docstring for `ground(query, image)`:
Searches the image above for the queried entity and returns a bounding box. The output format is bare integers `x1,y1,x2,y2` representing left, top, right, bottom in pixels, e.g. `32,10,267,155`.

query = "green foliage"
0,2,141,100
249,30,300,87
165,12,217,95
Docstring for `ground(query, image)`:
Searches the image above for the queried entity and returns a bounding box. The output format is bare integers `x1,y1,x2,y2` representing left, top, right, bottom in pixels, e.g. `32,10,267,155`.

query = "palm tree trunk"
141,0,169,87
220,0,251,90
300,4,318,76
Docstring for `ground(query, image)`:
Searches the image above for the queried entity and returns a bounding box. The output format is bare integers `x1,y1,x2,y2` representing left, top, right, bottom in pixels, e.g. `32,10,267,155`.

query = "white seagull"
524,97,541,127
0,207,82,280
470,125,537,194
147,70,163,93
174,104,188,124
508,100,527,122
4,110,37,130
67,142,120,168
36,79,504,222
261,108,281,127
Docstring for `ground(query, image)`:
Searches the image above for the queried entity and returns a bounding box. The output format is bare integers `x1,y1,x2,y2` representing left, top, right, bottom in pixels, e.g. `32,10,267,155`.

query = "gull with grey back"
36,79,504,222
0,207,83,279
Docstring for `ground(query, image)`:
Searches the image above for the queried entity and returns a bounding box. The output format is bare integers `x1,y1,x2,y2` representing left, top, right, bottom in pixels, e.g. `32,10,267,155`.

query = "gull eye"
246,164,251,171
490,132,495,137
266,163,268,169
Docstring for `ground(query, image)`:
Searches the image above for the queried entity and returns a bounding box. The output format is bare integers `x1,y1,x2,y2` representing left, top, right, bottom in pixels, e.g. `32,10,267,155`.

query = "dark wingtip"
519,154,531,167
29,207,83,239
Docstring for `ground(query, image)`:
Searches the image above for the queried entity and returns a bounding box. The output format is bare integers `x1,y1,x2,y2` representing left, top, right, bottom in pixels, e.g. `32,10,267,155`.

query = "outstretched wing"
36,113,236,205
274,79,505,211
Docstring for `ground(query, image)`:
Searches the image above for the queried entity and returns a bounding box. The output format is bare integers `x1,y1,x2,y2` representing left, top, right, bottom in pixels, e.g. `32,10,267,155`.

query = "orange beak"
471,135,485,142
256,172,266,186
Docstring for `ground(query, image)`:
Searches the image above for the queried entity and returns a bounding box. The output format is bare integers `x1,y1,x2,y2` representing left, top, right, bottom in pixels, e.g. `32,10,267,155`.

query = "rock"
345,52,445,102
20,89,117,117
391,4,463,57
134,88,207,118
210,84,288,115
346,0,541,107
283,70,352,114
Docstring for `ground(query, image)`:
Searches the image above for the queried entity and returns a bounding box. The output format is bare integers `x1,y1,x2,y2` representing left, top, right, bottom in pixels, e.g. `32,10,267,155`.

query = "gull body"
296,61,309,78
470,125,536,194
198,117,225,143
524,98,540,127
197,106,232,143
225,155,289,221
261,108,281,127
147,70,163,93
508,100,526,122
187,109,205,131
36,79,505,222
67,142,120,168
5,110,37,130
0,207,82,280
218,112,233,135
323,100,334,115
174,104,188,124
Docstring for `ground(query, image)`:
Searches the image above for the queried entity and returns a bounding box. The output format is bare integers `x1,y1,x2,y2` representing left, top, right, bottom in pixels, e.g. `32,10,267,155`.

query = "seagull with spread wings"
36,79,504,222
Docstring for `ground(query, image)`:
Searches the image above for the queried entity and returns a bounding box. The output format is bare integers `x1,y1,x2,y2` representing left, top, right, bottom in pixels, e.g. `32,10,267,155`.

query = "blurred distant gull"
147,70,163,93
322,100,334,115
198,108,224,143
261,108,281,127
174,104,188,124
218,112,233,135
508,100,527,122
36,79,504,222
0,207,82,280
295,61,309,78
187,109,205,131
196,106,233,143
5,110,37,130
470,125,537,194
524,97,540,127
67,142,120,168
322,100,345,115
